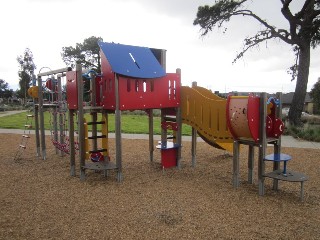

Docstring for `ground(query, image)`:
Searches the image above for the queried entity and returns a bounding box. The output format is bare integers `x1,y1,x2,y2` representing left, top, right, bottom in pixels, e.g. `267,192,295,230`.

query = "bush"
285,123,320,142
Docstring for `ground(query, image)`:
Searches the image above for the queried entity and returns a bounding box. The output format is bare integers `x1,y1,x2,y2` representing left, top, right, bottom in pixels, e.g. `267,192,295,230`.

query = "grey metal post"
115,74,122,182
53,106,58,154
176,68,182,169
69,110,76,176
34,103,40,157
233,140,240,187
37,75,46,160
191,81,197,167
176,107,182,169
57,76,64,157
273,92,282,190
160,109,167,147
191,128,197,167
76,64,86,180
258,92,267,196
148,109,154,162
248,145,254,184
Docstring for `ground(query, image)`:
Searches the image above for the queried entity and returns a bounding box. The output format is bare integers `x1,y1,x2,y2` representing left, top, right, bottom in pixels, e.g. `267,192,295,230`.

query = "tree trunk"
288,44,311,126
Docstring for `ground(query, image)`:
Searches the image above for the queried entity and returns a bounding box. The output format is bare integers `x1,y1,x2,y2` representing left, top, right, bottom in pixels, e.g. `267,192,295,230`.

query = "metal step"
163,116,176,122
88,148,108,154
87,135,107,139
86,121,105,125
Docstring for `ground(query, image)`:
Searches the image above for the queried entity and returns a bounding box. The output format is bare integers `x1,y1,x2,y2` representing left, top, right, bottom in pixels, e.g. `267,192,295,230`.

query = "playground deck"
1,133,320,239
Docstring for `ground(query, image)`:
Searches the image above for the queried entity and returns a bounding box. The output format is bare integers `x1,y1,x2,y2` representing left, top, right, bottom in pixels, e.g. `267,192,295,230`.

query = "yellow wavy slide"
180,86,233,152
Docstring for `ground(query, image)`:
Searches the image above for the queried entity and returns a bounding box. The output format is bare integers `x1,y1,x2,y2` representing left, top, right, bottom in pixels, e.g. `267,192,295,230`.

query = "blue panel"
99,42,166,79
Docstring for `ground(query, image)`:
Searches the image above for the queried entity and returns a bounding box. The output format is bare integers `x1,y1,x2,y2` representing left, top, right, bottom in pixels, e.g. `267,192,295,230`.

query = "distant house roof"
217,91,313,104
98,42,166,79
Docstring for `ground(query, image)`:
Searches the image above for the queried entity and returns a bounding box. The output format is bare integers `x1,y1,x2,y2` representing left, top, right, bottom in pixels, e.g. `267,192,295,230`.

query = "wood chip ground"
1,134,319,239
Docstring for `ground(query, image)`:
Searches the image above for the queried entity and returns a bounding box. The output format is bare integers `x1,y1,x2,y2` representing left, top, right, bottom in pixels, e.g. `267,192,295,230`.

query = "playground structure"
24,41,308,200
226,93,308,200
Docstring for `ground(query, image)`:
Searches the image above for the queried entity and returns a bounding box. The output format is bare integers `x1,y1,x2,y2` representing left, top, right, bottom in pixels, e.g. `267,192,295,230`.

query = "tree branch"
232,10,294,44
233,30,274,63
295,0,312,18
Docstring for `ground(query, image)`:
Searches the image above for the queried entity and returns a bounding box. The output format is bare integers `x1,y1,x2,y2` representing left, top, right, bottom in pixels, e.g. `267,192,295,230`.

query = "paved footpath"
1,110,320,150
1,129,319,150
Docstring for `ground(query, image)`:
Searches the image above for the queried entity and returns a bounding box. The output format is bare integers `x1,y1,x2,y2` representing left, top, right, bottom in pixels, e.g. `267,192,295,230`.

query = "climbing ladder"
14,114,34,160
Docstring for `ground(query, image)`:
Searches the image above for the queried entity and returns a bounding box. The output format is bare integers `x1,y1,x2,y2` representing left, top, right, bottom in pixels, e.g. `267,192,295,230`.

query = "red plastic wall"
161,148,177,168
100,51,181,110
66,71,78,109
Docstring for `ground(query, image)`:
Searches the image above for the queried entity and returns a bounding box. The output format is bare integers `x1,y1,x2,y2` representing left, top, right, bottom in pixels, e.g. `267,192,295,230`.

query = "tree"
0,79,13,100
17,48,36,104
194,0,320,126
61,36,103,72
310,77,320,114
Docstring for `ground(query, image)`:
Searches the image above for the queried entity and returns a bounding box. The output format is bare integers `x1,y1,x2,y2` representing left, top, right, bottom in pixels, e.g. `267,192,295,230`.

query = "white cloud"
0,0,319,94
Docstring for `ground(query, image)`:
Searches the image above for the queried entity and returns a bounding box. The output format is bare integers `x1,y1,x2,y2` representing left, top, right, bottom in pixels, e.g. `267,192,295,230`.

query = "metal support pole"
248,145,254,184
191,128,197,167
34,104,40,157
273,92,282,190
191,81,197,167
115,74,122,182
76,64,86,180
176,107,182,169
258,92,267,196
148,109,154,162
233,140,240,188
57,76,64,157
160,109,167,148
69,110,76,176
175,68,182,169
37,75,46,160
53,107,58,154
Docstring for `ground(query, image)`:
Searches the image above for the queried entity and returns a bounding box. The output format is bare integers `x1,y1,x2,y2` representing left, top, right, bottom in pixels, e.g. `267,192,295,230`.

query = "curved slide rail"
180,86,233,152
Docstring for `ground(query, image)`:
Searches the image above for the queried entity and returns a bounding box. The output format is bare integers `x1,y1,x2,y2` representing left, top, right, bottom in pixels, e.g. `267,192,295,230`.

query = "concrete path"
0,128,320,149
1,110,320,149
0,110,28,117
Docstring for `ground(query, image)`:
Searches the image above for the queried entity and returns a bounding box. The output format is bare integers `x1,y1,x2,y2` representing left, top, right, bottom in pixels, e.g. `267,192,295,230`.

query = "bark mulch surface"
1,133,319,239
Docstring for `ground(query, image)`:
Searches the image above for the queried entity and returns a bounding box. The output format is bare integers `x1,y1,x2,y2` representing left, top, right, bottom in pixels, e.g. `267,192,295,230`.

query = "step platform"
83,161,117,171
264,169,309,201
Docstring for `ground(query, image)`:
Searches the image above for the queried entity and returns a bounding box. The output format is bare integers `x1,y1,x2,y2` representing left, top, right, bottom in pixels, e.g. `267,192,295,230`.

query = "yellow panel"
181,86,233,152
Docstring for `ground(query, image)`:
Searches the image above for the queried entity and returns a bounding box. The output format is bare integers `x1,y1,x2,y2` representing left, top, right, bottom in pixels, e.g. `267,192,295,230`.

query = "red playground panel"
99,43,180,110
226,94,284,142
161,148,178,168
66,71,78,109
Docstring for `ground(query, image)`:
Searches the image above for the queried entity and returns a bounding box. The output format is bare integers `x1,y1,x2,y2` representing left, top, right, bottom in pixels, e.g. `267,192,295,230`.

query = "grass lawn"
0,111,192,135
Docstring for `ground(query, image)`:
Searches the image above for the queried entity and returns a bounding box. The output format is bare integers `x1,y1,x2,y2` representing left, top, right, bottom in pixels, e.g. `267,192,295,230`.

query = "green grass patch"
0,111,192,135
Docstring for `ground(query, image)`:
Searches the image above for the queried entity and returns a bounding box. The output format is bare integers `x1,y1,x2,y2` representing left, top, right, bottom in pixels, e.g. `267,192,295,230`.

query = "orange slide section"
180,86,233,152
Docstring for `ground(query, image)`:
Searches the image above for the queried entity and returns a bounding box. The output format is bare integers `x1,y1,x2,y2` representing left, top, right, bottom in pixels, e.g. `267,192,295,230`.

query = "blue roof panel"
99,42,166,78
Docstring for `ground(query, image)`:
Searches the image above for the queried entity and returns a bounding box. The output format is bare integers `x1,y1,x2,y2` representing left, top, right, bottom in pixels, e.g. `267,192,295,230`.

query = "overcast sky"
1,0,319,93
